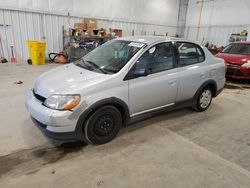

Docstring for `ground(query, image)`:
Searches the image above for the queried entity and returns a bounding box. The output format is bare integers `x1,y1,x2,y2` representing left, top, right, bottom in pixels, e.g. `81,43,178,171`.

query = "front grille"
226,68,236,76
33,89,46,102
226,62,240,68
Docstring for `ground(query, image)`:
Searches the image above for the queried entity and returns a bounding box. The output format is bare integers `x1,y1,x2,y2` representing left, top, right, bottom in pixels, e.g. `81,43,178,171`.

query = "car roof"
116,36,190,45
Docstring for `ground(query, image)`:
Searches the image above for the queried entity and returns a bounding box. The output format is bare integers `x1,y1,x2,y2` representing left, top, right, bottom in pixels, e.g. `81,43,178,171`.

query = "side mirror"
133,68,148,78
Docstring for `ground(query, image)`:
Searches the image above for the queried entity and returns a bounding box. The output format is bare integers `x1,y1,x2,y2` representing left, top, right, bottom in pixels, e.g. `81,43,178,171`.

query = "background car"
216,42,250,79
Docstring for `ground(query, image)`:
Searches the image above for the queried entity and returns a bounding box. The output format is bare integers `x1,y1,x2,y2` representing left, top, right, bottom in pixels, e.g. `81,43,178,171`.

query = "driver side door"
127,42,178,116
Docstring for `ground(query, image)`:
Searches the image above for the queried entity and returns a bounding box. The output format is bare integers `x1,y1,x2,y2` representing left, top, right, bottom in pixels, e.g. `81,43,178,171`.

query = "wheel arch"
75,97,130,140
194,80,218,100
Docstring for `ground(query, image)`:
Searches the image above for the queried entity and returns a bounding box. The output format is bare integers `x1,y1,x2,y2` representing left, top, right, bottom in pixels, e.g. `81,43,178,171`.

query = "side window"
176,42,205,67
134,42,174,74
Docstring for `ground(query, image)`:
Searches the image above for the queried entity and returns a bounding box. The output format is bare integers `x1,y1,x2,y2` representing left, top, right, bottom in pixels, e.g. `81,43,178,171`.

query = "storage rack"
63,28,114,61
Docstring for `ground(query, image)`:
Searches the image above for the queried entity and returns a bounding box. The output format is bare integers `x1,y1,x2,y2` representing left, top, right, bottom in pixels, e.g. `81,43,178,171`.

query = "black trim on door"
172,41,179,68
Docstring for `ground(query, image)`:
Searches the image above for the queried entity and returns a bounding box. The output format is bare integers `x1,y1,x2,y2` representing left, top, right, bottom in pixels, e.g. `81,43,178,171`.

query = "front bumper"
25,89,81,141
31,117,80,141
226,66,250,79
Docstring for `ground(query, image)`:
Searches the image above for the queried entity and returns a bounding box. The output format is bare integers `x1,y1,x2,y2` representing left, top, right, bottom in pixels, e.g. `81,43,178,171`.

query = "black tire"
193,86,213,112
84,105,122,145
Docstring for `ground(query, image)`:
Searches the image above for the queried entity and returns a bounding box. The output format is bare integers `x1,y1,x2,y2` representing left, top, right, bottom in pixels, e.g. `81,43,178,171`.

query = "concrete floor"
0,62,250,188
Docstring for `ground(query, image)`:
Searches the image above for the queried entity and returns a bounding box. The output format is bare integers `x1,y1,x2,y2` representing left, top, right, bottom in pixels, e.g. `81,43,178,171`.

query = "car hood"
33,63,109,98
216,53,249,65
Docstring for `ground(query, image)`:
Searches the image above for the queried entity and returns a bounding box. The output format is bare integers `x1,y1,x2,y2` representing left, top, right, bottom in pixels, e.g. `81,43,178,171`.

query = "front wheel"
84,105,122,145
193,87,213,112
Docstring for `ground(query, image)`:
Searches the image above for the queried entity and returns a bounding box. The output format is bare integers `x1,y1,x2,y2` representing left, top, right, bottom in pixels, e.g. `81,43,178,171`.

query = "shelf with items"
62,17,123,61
63,32,114,61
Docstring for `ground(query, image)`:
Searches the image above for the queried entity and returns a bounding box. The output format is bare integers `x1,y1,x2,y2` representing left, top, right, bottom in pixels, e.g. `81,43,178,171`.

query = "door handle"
168,80,176,86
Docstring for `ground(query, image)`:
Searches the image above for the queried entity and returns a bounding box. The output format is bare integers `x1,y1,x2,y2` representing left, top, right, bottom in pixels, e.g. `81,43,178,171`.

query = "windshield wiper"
102,68,117,74
86,60,108,74
75,59,93,70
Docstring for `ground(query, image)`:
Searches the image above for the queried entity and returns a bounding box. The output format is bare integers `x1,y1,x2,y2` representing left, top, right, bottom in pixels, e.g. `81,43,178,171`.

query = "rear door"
175,42,208,102
127,42,178,116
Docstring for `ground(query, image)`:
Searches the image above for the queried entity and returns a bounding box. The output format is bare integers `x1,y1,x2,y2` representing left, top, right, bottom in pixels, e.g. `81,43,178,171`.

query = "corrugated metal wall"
0,9,177,61
185,25,249,47
185,0,250,47
176,0,188,37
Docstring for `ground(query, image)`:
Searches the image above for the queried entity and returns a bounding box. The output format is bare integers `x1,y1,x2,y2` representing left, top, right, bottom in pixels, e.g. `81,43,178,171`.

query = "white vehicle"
25,36,225,145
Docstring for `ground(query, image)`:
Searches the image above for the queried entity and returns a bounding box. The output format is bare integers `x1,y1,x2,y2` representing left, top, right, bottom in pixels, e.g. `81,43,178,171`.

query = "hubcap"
199,89,212,109
94,115,114,137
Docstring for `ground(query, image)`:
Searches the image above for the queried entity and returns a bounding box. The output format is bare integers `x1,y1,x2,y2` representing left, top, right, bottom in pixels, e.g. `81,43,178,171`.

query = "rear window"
176,42,205,67
222,43,250,55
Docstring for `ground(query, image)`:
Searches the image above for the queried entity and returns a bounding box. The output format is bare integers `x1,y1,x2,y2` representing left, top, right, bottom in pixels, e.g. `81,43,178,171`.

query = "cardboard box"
112,29,122,37
74,23,87,35
74,23,87,30
88,29,94,36
83,17,97,29
87,22,96,30
99,28,108,37
83,17,97,24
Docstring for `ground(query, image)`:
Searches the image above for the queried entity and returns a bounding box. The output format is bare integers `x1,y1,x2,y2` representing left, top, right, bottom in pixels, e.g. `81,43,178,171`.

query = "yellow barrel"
27,41,46,65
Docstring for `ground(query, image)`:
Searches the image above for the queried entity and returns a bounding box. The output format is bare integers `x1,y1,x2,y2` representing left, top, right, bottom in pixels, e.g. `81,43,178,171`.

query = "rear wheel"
84,105,122,145
193,87,213,112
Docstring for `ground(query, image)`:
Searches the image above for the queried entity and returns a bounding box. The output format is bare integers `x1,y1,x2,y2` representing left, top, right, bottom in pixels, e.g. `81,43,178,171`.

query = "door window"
176,42,205,67
134,42,174,74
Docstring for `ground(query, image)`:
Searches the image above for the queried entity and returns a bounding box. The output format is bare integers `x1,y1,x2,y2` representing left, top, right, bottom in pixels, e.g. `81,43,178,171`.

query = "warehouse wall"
0,0,180,60
176,0,189,37
185,0,250,47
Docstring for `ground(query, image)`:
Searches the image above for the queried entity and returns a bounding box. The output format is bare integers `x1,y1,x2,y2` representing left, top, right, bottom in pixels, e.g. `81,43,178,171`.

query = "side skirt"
126,98,196,125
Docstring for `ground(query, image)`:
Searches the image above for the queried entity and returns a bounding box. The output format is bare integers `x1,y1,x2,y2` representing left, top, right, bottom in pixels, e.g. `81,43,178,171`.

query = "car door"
175,42,208,102
127,42,178,116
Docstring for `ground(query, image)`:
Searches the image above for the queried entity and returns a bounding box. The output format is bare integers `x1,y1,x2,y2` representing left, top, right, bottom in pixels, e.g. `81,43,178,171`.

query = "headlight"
44,94,81,110
242,60,250,68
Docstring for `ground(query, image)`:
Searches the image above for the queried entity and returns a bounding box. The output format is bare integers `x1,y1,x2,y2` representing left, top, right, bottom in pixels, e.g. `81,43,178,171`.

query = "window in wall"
176,42,205,67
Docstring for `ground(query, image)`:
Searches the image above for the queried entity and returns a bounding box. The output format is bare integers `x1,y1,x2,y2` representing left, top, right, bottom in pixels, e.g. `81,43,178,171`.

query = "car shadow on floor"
1,102,225,177
119,102,225,136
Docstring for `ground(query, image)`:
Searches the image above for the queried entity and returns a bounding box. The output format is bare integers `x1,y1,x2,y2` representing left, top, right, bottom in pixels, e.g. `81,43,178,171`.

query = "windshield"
222,43,250,55
74,40,146,74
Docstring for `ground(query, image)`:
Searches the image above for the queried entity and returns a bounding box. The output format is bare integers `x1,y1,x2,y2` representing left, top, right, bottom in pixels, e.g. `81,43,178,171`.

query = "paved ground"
0,62,249,188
